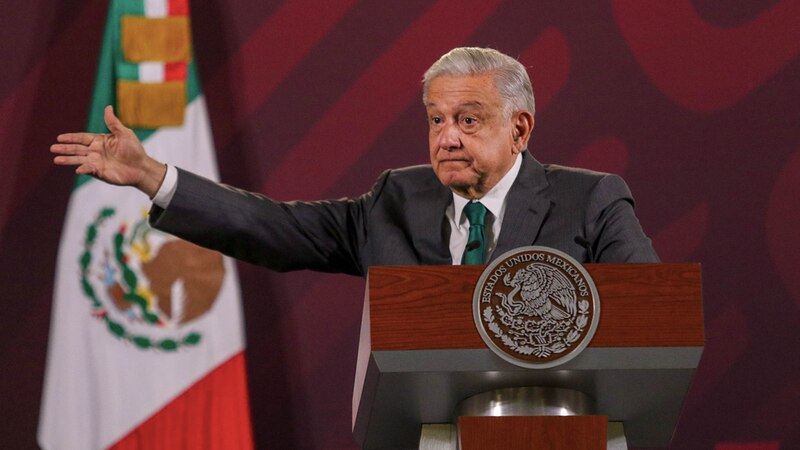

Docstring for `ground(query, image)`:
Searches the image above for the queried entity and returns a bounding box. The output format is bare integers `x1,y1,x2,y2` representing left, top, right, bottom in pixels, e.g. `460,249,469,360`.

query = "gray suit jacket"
149,152,658,276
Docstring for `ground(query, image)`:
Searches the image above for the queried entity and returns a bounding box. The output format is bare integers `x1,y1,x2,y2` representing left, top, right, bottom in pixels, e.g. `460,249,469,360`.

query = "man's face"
426,74,532,199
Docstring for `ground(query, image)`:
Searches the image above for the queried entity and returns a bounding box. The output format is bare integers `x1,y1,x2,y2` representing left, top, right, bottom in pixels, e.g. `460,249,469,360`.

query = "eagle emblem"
497,263,576,321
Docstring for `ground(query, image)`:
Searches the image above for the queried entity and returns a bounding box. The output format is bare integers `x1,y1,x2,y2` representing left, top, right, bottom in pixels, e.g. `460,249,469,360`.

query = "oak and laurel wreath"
79,207,202,351
482,300,590,358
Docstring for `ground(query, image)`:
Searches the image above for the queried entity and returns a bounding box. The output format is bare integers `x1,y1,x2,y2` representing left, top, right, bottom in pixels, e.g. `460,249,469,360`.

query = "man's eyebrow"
425,101,485,109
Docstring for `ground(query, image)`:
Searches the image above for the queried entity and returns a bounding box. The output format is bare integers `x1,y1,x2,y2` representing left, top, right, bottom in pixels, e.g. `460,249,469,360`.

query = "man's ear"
512,111,534,153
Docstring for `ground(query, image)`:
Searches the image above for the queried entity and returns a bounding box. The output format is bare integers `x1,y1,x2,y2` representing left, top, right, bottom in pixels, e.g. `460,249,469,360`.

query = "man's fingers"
104,105,126,134
53,155,87,166
56,132,96,145
50,143,89,156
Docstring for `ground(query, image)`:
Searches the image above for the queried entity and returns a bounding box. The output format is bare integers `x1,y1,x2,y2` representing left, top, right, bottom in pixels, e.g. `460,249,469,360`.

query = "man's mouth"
440,158,471,164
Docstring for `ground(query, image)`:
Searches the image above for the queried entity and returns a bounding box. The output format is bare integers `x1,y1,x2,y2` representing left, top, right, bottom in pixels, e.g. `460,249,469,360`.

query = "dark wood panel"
367,264,703,350
458,416,607,450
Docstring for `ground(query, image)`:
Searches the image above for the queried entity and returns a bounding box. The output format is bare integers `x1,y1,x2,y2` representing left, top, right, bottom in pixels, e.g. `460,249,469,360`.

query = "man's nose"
437,121,462,150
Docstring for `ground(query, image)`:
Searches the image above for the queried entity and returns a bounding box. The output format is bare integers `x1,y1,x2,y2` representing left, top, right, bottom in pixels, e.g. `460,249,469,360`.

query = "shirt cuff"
151,164,178,208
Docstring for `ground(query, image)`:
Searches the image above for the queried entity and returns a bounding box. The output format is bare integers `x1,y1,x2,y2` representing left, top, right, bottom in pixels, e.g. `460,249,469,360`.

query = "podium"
352,263,703,449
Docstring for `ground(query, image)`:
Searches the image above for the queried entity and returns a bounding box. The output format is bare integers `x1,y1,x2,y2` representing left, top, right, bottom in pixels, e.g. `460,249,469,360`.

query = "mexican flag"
38,1,253,448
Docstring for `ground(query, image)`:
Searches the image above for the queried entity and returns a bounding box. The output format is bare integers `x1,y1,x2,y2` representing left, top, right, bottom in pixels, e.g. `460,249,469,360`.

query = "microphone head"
574,236,590,247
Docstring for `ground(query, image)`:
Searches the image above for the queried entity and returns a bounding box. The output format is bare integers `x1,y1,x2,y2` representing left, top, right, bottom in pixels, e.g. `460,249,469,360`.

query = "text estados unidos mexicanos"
481,252,589,304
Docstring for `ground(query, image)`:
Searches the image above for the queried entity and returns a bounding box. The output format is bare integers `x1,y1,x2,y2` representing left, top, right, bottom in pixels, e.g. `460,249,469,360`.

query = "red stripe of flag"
108,352,253,450
165,62,188,81
169,0,189,16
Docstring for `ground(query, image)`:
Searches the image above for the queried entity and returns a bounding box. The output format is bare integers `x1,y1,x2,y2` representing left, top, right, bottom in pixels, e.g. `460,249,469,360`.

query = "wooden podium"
352,263,703,449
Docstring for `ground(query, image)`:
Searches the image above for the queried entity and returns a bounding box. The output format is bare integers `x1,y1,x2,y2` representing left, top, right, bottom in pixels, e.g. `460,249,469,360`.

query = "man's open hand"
51,105,166,197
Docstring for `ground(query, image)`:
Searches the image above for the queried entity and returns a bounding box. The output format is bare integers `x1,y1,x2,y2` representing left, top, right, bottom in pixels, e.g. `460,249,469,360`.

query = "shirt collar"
452,152,523,230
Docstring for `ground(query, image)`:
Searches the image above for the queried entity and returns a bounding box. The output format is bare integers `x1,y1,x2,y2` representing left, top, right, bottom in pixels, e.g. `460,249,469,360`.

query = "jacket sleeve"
148,168,390,276
584,174,660,263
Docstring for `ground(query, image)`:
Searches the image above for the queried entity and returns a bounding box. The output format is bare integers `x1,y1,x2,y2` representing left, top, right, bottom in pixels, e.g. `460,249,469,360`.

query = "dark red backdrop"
2,1,799,449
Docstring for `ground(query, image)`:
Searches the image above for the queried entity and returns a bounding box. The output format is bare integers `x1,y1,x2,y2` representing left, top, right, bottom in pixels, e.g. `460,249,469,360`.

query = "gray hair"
422,47,535,116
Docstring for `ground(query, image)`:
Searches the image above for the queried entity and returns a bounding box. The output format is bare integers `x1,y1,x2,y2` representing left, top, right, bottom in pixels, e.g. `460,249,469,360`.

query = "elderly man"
51,47,658,274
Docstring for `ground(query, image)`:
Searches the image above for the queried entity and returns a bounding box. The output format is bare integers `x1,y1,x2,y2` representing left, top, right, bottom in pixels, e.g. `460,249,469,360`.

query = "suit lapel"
412,182,453,265
489,152,552,261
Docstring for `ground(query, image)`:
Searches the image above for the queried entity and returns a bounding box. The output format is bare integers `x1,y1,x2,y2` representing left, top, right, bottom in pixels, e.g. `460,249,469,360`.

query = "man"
51,47,658,274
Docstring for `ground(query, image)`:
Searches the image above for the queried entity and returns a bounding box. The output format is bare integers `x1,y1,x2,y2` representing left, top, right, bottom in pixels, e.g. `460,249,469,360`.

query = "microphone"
465,240,481,252
574,236,595,263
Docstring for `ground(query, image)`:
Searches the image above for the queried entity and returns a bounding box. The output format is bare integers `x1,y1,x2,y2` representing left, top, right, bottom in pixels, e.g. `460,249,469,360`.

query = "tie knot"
464,201,487,227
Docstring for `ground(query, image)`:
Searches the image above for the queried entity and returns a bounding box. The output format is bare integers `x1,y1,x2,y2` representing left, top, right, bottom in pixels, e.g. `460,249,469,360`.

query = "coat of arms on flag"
79,206,225,351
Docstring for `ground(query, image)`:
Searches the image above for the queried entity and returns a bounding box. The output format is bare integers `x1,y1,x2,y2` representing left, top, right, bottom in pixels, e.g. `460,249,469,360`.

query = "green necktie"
461,201,488,265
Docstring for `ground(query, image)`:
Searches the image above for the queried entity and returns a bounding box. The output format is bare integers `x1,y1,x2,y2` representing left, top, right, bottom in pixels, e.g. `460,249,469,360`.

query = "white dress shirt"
151,164,178,208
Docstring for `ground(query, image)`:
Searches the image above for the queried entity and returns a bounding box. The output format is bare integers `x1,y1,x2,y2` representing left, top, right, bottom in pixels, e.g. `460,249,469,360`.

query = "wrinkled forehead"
424,71,499,99
423,74,503,110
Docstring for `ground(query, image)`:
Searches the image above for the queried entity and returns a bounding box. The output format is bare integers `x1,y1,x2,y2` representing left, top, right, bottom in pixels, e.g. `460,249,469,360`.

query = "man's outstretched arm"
50,105,166,197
